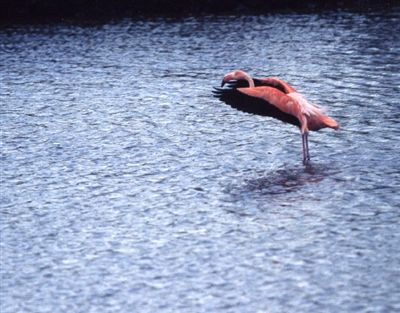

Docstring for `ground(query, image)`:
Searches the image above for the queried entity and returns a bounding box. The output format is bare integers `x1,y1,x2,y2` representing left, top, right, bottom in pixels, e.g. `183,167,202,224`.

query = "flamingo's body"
213,70,339,164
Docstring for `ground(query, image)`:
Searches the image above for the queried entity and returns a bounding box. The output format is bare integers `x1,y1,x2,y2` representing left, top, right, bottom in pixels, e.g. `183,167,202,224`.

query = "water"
1,11,400,313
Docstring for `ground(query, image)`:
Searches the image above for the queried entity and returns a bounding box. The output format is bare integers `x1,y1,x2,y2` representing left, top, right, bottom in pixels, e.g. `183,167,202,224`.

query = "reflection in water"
224,163,336,211
244,164,327,195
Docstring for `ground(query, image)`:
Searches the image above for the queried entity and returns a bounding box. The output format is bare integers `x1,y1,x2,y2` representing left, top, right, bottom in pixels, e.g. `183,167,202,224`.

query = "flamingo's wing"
213,86,300,127
223,78,289,94
258,77,297,93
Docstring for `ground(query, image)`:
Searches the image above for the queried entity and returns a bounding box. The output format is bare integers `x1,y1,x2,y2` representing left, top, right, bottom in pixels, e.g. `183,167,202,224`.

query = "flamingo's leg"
305,132,310,161
302,133,308,164
299,116,310,165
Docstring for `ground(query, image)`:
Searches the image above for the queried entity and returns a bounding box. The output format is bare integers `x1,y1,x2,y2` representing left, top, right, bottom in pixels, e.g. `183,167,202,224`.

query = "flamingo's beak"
221,79,226,87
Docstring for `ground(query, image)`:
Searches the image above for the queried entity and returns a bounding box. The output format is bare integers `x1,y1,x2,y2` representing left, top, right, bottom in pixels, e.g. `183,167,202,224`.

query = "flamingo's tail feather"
322,116,339,130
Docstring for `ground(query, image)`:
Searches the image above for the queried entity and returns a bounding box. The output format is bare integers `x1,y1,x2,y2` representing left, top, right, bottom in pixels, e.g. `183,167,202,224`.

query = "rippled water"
1,11,400,313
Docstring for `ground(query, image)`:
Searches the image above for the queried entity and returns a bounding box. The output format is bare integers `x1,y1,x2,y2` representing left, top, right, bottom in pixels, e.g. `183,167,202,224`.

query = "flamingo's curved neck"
241,72,255,88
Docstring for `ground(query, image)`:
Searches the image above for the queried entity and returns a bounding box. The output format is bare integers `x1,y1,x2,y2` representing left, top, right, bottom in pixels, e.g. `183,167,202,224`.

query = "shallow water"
1,11,400,313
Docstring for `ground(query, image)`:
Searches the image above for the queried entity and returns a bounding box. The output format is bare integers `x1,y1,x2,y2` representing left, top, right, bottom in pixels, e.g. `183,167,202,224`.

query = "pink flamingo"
213,70,339,164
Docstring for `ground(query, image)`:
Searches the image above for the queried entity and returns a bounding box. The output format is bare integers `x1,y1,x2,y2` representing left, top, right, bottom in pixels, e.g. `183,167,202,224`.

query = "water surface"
1,11,400,313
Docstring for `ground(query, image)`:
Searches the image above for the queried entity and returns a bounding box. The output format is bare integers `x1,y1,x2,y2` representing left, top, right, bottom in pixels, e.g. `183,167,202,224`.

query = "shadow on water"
245,164,328,195
224,163,338,206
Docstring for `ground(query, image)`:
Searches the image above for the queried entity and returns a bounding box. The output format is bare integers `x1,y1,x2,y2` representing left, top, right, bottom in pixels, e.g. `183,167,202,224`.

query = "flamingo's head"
221,70,249,87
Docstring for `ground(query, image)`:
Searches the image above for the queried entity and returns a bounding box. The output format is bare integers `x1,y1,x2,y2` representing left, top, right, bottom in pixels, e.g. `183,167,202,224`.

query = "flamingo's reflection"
226,163,335,199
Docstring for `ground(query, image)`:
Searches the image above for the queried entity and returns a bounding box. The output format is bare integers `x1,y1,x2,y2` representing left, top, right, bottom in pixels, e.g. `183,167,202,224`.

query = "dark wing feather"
212,86,300,127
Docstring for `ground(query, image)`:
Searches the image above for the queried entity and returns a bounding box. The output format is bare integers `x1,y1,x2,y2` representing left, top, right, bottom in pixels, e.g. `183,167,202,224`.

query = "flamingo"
213,70,339,164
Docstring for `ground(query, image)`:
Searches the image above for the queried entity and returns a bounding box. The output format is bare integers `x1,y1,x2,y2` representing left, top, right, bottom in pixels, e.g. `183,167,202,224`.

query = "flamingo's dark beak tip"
221,80,226,87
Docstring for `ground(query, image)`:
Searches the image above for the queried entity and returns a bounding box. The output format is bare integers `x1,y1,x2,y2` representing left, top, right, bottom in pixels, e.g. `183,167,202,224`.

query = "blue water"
1,11,400,312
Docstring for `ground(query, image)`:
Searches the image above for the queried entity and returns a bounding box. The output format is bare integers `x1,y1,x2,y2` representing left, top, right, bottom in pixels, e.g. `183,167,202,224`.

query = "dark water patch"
245,164,330,194
1,1,398,24
226,164,333,200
